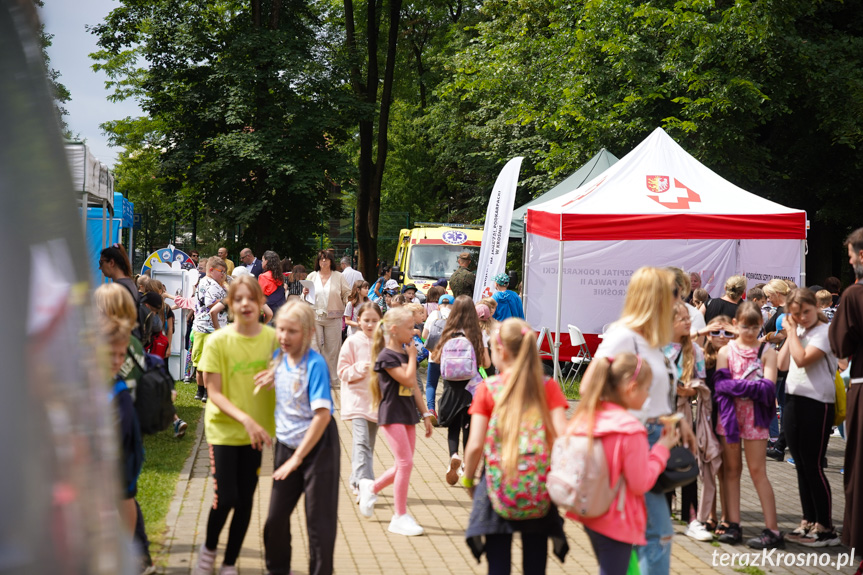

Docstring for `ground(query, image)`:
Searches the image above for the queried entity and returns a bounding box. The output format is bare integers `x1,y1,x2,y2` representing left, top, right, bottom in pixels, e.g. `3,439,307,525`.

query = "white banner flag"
474,157,523,301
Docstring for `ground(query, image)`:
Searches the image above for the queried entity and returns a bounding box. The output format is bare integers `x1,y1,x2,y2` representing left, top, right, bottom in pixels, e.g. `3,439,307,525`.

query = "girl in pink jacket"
567,354,679,574
337,302,383,499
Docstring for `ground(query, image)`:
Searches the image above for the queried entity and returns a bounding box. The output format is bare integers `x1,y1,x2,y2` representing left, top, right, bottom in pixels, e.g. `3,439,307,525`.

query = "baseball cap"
142,291,162,308
439,294,454,304
385,279,399,290
432,278,448,288
475,303,491,320
402,284,417,294
493,272,510,286
232,266,252,278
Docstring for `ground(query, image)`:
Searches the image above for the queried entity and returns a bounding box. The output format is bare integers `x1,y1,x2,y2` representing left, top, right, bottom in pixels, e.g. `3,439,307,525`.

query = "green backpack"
483,375,551,520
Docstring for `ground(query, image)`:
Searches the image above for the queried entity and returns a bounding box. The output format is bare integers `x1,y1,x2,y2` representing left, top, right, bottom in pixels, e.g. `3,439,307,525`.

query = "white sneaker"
358,478,377,518
685,520,714,542
388,513,424,536
446,454,462,485
193,543,217,575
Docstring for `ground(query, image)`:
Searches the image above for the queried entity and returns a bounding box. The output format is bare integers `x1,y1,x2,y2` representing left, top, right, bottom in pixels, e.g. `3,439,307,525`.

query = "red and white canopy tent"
524,128,807,379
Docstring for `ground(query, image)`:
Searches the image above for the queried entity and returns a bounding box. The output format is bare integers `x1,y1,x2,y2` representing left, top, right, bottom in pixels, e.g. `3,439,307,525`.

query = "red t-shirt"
469,376,568,417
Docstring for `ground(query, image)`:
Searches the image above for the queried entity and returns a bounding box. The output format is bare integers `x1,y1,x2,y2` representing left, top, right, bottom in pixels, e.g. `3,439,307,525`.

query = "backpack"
547,432,625,518
439,331,477,381
425,308,449,352
483,375,551,520
129,352,175,434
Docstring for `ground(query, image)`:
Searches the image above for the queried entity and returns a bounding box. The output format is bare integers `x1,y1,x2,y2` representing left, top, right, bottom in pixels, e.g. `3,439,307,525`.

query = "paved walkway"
158,383,859,575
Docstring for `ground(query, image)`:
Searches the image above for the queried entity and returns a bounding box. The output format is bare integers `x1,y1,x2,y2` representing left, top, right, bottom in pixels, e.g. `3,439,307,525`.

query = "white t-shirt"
786,322,837,404
344,301,358,337
595,326,676,421
686,302,706,334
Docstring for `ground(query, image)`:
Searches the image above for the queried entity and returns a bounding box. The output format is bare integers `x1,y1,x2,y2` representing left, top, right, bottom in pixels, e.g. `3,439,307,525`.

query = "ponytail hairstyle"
672,301,695,383
100,243,133,278
724,275,748,301
493,318,557,478
786,288,829,326
349,280,370,307
369,306,415,408
271,299,317,372
569,353,653,441
703,315,733,369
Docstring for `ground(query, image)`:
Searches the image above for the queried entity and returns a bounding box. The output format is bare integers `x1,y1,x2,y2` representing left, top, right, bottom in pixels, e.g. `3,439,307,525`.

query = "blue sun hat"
493,273,510,286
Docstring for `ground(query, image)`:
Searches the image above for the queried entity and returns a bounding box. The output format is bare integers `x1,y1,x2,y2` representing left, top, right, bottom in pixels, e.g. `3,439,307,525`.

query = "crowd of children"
95,247,855,575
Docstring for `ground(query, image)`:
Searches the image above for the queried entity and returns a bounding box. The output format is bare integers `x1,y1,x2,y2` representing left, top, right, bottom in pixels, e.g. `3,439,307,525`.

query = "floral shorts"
716,398,770,441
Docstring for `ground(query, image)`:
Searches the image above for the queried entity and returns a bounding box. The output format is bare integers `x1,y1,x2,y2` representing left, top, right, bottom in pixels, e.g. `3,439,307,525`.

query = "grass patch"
137,382,203,554
711,540,720,547
562,372,582,400
733,567,766,575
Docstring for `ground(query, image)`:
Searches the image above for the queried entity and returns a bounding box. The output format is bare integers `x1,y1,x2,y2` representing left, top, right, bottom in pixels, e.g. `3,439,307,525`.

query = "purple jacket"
712,368,776,444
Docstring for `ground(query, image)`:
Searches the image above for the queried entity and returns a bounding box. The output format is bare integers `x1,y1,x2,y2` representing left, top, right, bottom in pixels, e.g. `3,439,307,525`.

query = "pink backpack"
439,332,477,381
547,432,625,518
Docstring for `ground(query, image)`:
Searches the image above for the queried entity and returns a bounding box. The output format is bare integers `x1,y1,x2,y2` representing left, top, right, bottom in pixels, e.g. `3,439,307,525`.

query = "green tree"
432,0,863,277
35,0,72,137
91,0,351,261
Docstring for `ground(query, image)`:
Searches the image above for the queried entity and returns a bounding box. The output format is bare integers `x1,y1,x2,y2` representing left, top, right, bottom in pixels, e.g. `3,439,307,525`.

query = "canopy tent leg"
102,198,107,253
522,221,529,318
800,239,807,287
553,240,564,382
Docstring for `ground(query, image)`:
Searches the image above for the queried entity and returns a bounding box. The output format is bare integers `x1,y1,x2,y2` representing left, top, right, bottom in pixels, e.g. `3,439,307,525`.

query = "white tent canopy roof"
65,141,114,209
527,128,806,241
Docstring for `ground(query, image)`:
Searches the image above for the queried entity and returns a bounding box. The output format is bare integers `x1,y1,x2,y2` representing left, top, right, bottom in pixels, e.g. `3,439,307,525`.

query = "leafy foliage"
91,0,351,261
34,0,72,137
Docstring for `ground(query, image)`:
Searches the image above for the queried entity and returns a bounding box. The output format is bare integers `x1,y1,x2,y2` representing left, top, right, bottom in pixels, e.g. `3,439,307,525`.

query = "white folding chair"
562,324,592,392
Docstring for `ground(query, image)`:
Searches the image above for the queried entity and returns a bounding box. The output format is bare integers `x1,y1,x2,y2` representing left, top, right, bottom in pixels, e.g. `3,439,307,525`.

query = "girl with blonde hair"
462,318,570,573
358,306,434,536
583,266,695,575
263,300,340,575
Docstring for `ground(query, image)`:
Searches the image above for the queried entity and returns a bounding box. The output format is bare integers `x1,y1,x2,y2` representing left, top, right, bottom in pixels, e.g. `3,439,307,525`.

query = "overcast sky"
40,0,142,169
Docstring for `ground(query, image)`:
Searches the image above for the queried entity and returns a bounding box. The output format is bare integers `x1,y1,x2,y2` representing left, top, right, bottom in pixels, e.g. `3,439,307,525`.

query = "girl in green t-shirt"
194,275,277,575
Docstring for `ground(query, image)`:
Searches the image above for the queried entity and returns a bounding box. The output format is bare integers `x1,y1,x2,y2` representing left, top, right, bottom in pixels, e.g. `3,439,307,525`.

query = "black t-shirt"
375,347,416,425
704,297,740,325
763,305,785,334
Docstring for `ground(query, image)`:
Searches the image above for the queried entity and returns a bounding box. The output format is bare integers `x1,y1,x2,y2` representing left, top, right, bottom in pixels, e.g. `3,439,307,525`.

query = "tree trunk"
348,0,402,281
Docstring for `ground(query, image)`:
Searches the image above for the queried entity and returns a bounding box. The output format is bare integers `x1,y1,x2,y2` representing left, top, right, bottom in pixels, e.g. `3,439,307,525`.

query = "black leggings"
666,480,698,523
485,532,548,575
448,408,470,457
585,527,633,575
784,394,835,528
205,444,262,565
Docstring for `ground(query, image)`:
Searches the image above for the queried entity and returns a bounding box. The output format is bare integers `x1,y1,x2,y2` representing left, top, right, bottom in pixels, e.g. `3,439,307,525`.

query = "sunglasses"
708,329,736,338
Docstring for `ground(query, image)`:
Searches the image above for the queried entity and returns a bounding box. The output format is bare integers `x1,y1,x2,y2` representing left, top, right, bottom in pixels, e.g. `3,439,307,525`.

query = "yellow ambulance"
393,222,483,296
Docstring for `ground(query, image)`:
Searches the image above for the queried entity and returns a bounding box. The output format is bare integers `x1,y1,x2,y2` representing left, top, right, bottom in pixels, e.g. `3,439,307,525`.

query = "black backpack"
130,352,175,434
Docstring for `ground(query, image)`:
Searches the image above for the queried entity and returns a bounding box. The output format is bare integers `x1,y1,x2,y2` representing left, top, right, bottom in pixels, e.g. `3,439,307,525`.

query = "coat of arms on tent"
646,175,670,194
